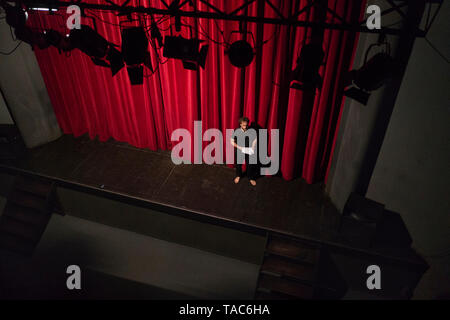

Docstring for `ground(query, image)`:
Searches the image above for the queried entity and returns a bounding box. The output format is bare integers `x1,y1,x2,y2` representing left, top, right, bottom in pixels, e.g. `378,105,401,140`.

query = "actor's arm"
251,138,257,151
230,138,242,150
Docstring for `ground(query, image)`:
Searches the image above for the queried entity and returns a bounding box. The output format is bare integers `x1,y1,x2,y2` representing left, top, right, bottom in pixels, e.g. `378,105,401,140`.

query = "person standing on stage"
230,117,258,186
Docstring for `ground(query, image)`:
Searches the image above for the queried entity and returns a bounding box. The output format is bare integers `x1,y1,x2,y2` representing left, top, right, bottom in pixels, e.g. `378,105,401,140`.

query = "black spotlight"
42,29,73,52
106,46,125,76
44,29,62,47
70,25,109,58
290,43,324,91
3,3,33,47
70,25,124,76
163,35,208,70
4,3,28,30
343,87,370,106
226,40,254,68
10,26,50,49
33,32,51,49
125,65,144,85
344,52,395,105
121,27,152,85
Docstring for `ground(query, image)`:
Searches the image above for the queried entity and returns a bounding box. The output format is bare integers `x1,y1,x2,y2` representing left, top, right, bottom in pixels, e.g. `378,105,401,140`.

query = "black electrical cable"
86,9,122,27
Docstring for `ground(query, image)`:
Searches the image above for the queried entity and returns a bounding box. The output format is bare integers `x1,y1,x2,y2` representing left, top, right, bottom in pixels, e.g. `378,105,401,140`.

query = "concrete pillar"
0,18,61,148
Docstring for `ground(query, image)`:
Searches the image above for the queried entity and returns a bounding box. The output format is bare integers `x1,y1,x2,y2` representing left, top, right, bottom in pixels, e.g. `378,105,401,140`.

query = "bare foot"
234,176,240,184
250,179,256,186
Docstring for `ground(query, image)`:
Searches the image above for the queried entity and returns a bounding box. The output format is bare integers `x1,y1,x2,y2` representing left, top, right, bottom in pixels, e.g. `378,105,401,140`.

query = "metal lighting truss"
4,0,442,37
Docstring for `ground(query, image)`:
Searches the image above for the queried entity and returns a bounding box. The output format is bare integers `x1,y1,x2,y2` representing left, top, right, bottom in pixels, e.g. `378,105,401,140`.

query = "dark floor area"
0,134,432,299
0,134,430,269
0,134,341,242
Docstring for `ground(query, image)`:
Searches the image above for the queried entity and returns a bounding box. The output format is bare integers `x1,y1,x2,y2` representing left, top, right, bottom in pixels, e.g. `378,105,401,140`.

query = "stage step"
7,190,49,213
2,203,49,225
255,235,322,300
265,236,320,265
0,176,55,257
257,274,314,299
13,176,53,199
261,255,316,283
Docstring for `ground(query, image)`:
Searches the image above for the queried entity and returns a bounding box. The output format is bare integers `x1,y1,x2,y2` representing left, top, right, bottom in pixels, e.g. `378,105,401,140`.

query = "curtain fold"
28,0,364,183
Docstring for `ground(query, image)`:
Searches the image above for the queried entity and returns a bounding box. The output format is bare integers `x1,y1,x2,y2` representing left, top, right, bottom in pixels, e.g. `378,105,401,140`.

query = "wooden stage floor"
0,135,342,243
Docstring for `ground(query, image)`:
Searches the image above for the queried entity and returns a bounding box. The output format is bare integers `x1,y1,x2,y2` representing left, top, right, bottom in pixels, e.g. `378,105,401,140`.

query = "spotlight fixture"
70,25,109,58
44,29,62,47
32,32,51,49
4,3,28,30
224,30,256,68
2,2,64,50
8,23,49,50
163,35,208,70
290,43,324,91
106,46,125,76
344,41,395,105
121,27,152,84
226,40,254,68
3,2,41,49
70,25,124,76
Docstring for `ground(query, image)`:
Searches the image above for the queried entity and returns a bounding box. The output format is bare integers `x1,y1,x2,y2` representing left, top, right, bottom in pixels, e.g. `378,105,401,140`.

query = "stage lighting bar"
30,7,58,11
2,0,426,36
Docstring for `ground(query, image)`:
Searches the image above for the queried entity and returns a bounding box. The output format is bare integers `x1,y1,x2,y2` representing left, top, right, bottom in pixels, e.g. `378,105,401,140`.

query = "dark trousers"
235,152,258,180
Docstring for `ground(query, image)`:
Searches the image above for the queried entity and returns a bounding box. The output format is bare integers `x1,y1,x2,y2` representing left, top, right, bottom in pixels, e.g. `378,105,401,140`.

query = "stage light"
290,43,324,91
33,32,51,49
197,45,208,69
37,29,72,52
126,65,144,85
121,27,152,84
163,35,208,70
343,87,370,105
122,27,149,65
70,25,124,76
226,40,254,68
352,52,394,91
4,3,28,30
106,46,125,76
70,25,109,58
44,29,62,47
344,49,395,105
163,36,197,60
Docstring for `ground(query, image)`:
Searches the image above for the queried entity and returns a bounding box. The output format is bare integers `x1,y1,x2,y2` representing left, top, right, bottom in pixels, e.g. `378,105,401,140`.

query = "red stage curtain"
28,0,364,183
